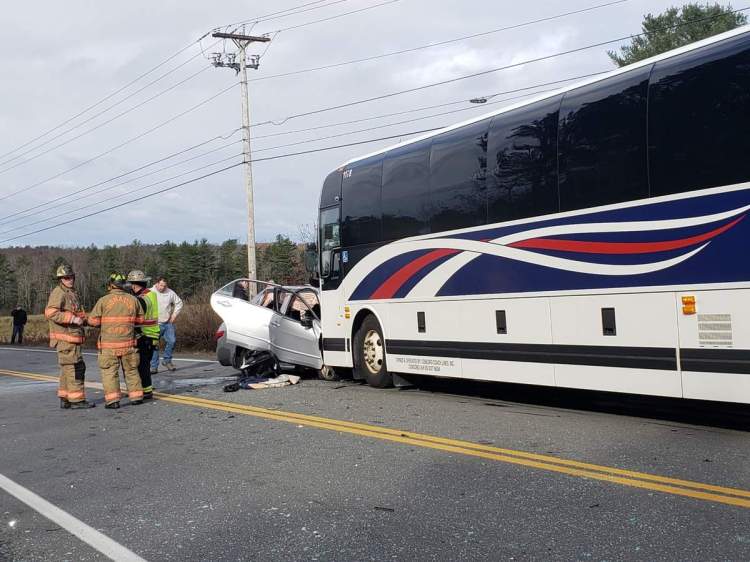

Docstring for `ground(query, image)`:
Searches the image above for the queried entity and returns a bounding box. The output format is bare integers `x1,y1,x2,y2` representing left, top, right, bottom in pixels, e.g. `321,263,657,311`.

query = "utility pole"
211,30,271,284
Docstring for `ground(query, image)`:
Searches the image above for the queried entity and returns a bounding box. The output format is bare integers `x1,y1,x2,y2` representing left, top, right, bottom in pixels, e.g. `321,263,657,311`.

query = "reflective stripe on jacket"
136,289,160,340
45,285,86,347
88,288,143,355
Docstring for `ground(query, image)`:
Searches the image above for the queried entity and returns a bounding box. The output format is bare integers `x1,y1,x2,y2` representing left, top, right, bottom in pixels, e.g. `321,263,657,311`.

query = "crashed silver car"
211,280,336,379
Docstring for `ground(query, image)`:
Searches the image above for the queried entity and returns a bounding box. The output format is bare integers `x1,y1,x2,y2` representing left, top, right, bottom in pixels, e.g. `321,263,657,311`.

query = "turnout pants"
98,348,144,405
56,342,86,403
136,337,156,393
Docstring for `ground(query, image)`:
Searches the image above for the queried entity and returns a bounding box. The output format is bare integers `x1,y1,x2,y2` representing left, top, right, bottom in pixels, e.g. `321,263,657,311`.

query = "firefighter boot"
69,401,96,409
105,401,120,409
60,398,71,409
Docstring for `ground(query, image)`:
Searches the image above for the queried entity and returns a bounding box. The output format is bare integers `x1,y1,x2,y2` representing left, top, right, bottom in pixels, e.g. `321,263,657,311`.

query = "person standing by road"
150,276,183,374
44,265,94,409
10,305,27,345
87,273,144,409
127,270,159,400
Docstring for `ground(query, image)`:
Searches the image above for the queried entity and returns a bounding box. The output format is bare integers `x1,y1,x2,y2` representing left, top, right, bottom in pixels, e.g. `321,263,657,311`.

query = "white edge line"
0,473,147,562
0,346,216,363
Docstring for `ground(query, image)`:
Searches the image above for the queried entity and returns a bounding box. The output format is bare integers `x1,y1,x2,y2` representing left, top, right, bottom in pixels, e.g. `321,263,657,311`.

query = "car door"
269,288,323,369
210,280,276,352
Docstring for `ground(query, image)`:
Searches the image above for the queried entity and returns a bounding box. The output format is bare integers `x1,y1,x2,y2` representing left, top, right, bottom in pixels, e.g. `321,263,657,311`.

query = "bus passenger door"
319,204,351,367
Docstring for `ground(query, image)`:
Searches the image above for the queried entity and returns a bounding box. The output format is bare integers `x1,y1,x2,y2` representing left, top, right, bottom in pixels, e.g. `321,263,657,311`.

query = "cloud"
0,0,676,248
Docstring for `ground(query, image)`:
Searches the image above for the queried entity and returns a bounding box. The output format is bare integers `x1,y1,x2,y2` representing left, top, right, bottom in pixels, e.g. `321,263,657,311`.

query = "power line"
0,129,241,224
271,0,401,33
0,128,447,244
220,0,349,29
260,6,750,126
3,93,530,233
5,71,598,223
250,0,629,83
251,70,608,141
2,71,599,231
0,0,350,163
250,90,558,155
0,65,213,176
7,4,745,238
0,153,244,237
0,140,243,229
0,162,245,245
0,42,203,164
0,44,220,171
0,82,239,203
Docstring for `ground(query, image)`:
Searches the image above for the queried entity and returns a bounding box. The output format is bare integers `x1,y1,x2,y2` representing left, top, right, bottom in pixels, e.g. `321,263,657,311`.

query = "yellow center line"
2,368,749,509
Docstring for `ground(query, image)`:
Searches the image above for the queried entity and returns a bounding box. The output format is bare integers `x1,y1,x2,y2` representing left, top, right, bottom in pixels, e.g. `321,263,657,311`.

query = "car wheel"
353,315,392,388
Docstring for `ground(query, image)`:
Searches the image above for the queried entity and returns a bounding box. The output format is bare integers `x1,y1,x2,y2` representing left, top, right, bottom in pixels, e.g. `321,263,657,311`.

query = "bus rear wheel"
354,315,392,388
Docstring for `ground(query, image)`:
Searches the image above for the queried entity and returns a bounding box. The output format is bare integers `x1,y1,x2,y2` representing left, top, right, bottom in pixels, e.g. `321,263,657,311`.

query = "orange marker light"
682,305,696,315
681,296,696,305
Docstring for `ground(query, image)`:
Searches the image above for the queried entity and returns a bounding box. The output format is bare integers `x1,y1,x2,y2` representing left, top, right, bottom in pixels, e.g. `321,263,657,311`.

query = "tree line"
0,235,311,315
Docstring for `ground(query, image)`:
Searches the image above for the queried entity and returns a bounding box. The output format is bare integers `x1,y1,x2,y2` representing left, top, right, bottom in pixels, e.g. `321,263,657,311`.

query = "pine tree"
0,253,18,314
609,3,747,66
260,235,301,285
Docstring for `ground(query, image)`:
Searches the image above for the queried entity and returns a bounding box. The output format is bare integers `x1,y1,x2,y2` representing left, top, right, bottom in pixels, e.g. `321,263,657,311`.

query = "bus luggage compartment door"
677,289,750,403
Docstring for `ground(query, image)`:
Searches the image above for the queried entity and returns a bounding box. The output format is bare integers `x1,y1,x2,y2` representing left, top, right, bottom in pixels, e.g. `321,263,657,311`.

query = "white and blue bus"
317,26,750,404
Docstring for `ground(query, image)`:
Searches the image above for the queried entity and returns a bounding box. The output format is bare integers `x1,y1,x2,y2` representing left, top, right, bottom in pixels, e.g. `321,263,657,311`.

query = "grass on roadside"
0,303,221,352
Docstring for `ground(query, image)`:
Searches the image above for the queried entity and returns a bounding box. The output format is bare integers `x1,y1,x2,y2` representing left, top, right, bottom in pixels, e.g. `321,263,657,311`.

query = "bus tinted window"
341,157,382,246
558,67,650,211
649,34,750,196
381,139,432,240
487,96,561,223
430,119,489,232
320,170,342,208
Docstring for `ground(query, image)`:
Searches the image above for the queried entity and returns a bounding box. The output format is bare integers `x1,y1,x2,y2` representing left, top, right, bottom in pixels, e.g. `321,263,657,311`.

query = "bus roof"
339,24,750,169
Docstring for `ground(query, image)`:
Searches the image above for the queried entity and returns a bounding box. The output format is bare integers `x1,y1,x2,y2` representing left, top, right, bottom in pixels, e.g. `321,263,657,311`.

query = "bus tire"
354,315,392,388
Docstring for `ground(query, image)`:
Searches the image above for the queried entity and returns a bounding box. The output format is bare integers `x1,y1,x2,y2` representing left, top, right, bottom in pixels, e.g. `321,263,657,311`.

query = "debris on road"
223,374,301,392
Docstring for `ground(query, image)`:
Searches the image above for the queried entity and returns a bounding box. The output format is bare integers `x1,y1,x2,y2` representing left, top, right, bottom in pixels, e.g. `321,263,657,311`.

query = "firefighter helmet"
126,270,150,284
55,264,75,278
108,272,127,289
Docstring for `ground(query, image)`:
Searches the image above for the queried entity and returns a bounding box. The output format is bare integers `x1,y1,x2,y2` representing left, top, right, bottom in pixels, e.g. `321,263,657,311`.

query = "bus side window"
430,119,489,233
487,96,561,223
341,157,383,247
382,139,431,240
558,66,650,212
649,34,750,196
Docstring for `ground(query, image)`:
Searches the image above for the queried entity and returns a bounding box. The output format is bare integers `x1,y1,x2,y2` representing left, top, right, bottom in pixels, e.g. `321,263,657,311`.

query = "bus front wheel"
354,315,393,388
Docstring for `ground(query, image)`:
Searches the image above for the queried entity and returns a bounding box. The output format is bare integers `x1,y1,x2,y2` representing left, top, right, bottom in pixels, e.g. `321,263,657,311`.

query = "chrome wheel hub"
363,329,384,374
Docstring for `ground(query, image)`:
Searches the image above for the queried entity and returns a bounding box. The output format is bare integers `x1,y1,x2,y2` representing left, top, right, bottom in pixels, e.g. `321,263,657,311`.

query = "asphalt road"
0,346,749,561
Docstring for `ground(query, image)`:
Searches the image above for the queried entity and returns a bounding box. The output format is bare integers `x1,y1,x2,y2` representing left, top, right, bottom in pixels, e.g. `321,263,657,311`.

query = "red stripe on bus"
371,249,459,300
508,215,744,255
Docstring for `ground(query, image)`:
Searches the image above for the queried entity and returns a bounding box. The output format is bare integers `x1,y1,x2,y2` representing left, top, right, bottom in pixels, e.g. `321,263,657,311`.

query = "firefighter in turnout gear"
45,264,95,409
127,270,159,400
87,273,145,409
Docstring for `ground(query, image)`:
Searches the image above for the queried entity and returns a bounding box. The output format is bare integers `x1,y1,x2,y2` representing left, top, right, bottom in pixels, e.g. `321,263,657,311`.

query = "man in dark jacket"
11,305,27,345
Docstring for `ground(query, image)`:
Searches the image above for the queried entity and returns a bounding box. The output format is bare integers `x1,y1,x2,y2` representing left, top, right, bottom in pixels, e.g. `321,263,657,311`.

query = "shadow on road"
394,375,750,431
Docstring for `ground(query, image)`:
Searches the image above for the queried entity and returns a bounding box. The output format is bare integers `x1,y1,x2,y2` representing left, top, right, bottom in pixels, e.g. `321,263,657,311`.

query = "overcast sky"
0,0,689,247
